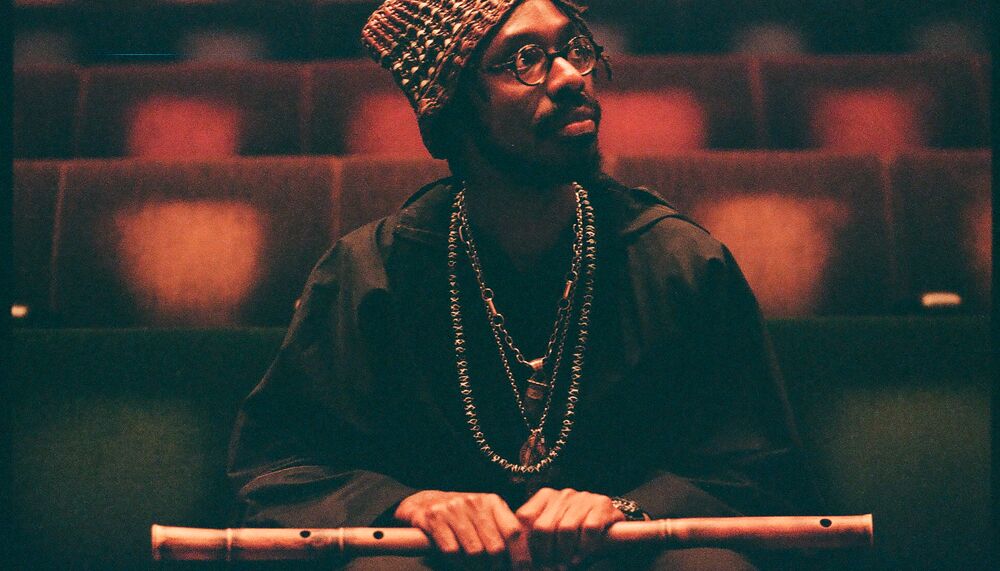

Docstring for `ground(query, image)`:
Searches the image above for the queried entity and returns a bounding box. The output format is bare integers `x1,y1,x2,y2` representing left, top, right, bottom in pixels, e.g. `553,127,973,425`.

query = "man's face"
458,0,603,184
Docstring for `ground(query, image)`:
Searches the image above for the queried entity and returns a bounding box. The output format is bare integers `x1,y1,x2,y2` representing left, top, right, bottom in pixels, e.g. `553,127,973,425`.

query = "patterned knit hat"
361,0,592,158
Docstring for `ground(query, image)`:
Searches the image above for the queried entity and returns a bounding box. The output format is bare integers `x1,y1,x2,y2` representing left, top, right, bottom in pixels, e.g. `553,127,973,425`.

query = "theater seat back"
612,152,892,316
51,158,335,326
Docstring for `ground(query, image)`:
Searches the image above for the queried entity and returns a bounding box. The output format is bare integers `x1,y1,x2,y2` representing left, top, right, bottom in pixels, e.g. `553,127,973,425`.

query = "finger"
555,495,595,565
468,499,507,569
445,500,486,561
577,502,618,564
421,504,462,557
493,501,530,571
529,490,574,566
516,487,556,528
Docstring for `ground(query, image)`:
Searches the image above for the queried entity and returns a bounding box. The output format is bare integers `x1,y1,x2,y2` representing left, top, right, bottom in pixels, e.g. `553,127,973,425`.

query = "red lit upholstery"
762,56,988,153
52,158,335,326
599,90,708,154
611,152,892,316
338,156,451,236
889,151,991,312
344,92,428,156
13,161,61,320
125,94,243,158
78,63,304,158
112,200,268,324
595,56,759,154
310,60,429,157
810,88,927,153
14,65,79,158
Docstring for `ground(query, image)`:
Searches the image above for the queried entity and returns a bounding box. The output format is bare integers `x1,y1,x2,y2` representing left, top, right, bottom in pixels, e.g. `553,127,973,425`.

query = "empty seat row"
12,151,990,327
14,0,989,64
14,55,991,160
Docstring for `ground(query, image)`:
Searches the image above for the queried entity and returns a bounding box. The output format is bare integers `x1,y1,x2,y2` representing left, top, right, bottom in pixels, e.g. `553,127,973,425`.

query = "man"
228,1,819,569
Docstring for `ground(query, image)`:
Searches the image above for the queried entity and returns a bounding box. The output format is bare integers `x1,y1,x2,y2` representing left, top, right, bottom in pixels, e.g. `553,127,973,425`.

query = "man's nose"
545,56,586,99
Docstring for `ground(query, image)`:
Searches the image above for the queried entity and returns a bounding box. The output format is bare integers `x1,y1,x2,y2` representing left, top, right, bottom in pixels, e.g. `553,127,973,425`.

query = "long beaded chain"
447,182,597,475
457,187,582,432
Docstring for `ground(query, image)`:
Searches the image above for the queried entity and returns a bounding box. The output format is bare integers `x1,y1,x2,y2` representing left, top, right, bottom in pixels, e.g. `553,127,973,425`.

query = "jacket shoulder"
598,175,731,280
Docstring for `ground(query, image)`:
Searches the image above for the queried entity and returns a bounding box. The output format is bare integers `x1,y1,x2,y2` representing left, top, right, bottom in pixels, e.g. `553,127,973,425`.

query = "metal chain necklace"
458,186,583,435
447,181,597,476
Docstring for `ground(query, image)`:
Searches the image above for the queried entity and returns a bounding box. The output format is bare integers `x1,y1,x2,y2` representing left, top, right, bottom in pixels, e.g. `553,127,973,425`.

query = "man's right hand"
395,490,530,570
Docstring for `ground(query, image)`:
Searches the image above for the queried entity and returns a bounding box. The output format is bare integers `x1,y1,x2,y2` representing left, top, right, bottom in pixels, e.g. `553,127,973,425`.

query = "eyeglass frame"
483,34,611,87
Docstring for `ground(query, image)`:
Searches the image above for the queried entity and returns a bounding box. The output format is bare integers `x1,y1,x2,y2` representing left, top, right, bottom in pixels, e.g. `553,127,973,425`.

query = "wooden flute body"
152,514,873,561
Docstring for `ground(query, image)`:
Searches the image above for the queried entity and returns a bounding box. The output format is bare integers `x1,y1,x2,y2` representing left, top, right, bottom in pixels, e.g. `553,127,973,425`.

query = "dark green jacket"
227,174,818,529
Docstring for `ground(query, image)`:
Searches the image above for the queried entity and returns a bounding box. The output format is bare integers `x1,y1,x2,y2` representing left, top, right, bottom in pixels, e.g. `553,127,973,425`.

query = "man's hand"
515,488,626,570
395,490,530,570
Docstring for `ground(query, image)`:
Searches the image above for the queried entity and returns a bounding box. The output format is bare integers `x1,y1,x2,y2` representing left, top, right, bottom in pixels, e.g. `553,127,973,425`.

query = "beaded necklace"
446,182,597,477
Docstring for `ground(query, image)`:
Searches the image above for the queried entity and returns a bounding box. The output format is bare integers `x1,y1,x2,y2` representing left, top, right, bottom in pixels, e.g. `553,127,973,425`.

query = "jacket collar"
391,173,690,248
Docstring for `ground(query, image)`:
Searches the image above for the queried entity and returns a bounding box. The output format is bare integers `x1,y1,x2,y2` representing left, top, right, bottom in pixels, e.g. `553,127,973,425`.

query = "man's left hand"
515,488,626,570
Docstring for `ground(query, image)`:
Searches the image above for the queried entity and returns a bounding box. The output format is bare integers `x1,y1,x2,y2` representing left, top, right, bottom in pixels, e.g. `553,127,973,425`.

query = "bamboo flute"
152,514,873,561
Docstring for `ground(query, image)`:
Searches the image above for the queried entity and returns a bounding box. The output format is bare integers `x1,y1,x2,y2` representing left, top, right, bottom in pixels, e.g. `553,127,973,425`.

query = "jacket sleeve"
623,238,821,521
227,228,417,528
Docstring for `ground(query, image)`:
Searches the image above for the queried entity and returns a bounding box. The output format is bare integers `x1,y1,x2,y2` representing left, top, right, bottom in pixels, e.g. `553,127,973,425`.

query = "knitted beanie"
361,0,592,158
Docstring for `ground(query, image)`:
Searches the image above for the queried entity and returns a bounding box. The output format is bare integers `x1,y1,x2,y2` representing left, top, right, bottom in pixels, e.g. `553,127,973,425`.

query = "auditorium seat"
153,0,311,62
663,0,810,54
9,318,989,569
311,0,384,59
611,152,892,316
14,28,78,65
888,150,991,312
13,161,61,324
13,1,81,64
309,60,430,157
14,65,79,158
971,56,990,129
761,56,988,154
51,158,336,326
77,63,305,158
595,56,761,155
731,22,807,55
338,156,451,236
909,20,988,54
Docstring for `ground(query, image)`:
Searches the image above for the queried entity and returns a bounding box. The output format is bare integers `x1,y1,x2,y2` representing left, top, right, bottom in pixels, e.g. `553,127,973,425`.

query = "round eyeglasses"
485,35,606,86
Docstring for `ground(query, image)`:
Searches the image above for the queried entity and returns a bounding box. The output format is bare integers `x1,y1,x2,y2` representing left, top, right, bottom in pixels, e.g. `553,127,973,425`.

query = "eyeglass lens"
514,36,596,85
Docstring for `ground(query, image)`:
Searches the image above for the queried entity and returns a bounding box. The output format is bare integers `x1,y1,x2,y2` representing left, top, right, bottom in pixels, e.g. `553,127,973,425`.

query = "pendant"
523,358,547,426
518,428,548,467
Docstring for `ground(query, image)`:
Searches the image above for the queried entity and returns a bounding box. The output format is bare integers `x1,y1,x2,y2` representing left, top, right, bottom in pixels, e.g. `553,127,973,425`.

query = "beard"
476,134,603,187
467,97,604,188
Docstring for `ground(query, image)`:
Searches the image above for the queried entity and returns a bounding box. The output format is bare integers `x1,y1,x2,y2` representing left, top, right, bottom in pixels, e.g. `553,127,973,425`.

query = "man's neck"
462,171,577,273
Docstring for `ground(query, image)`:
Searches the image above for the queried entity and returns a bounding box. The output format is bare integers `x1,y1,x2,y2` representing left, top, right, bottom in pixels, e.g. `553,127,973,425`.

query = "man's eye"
515,46,545,70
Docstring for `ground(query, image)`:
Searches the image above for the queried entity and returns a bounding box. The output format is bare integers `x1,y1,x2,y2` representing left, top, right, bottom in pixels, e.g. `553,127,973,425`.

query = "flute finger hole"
300,530,311,538
373,531,385,539
819,519,832,527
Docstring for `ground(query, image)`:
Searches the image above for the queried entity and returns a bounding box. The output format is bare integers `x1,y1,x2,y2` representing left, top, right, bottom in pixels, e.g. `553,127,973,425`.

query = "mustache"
536,92,602,136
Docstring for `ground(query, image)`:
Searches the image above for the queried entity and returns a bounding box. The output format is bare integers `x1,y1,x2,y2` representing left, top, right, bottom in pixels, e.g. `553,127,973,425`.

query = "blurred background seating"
8,3,993,570
309,59,429,156
888,151,992,313
13,65,78,158
77,63,306,158
49,158,336,326
611,153,893,316
594,56,760,154
760,56,989,154
12,161,61,325
10,0,991,326
338,156,451,236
